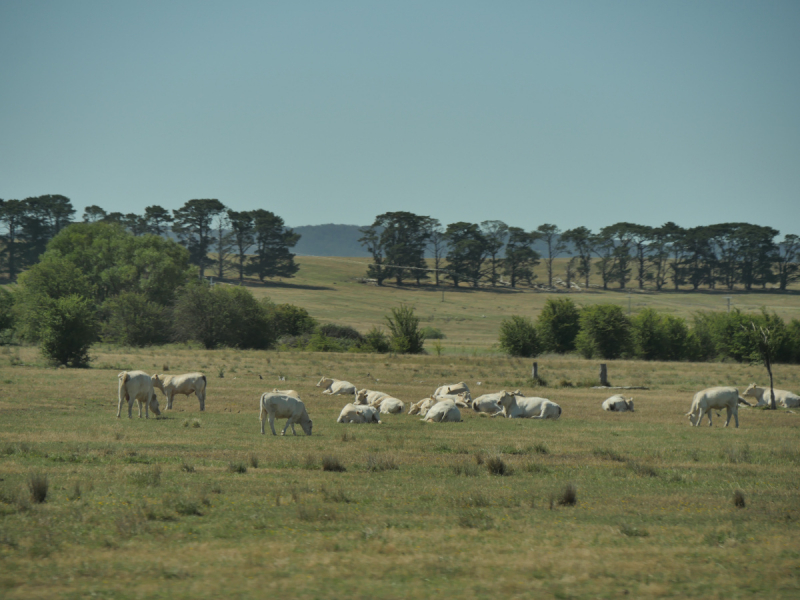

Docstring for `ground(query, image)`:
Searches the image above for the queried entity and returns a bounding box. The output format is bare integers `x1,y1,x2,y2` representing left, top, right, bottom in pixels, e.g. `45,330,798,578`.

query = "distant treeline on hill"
1,197,798,292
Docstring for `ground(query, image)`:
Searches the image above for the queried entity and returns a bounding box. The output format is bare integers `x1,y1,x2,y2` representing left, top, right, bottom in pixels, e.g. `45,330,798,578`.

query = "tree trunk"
599,364,609,387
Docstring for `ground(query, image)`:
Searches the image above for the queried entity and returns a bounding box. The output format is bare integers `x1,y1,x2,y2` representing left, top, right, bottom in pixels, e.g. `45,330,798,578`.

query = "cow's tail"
202,375,207,386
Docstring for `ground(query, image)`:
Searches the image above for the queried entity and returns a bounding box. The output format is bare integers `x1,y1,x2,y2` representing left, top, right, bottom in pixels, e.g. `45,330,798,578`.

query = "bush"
39,295,97,367
359,326,391,353
318,323,364,342
385,304,425,354
0,287,14,342
691,309,792,363
537,298,580,353
271,303,317,336
173,283,277,349
420,326,446,340
305,331,345,352
27,473,48,504
631,308,691,361
575,304,631,359
498,315,540,358
100,292,171,346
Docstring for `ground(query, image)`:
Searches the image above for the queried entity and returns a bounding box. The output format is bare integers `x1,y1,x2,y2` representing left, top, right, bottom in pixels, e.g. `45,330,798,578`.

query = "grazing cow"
336,403,382,424
472,391,515,415
422,400,462,423
686,387,742,428
602,395,635,412
355,389,390,406
317,377,357,396
408,397,437,416
433,382,471,400
497,394,562,420
260,393,313,435
378,397,404,414
117,371,161,419
272,388,300,399
742,383,800,408
152,372,207,411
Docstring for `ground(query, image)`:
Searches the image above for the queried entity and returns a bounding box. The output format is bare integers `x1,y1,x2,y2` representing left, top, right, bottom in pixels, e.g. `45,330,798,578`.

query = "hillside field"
1,345,800,599
232,256,800,353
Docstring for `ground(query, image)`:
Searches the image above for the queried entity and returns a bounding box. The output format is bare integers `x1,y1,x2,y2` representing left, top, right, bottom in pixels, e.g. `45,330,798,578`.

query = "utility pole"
725,296,732,313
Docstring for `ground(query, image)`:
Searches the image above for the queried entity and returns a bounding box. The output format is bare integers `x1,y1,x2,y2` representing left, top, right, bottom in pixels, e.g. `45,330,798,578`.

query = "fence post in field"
532,362,538,380
599,363,609,387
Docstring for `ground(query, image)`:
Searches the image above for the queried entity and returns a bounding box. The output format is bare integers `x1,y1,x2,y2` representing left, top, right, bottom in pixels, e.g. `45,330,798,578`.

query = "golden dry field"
1,343,800,599
236,256,800,353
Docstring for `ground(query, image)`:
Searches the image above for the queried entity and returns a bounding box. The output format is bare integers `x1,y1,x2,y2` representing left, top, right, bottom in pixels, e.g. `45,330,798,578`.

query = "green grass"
1,345,800,598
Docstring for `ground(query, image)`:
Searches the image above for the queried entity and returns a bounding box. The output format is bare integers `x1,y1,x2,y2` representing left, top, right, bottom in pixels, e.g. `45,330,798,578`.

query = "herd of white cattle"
116,370,800,435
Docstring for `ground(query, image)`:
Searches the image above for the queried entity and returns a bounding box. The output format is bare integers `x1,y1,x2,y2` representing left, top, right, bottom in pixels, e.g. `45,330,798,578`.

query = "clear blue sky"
2,1,798,236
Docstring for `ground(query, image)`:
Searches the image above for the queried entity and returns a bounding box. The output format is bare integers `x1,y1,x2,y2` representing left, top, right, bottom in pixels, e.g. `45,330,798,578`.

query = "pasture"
2,344,800,599
241,256,800,353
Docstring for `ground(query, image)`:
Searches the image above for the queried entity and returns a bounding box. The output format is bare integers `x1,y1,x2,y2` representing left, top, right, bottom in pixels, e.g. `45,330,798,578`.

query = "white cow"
602,395,635,412
498,394,562,420
472,391,515,415
422,400,462,423
272,388,300,399
260,393,313,435
117,371,161,419
408,397,437,416
355,389,389,406
742,383,800,408
433,382,471,400
686,387,742,428
434,392,471,408
317,377,357,396
336,403,382,424
378,397,405,414
152,372,207,411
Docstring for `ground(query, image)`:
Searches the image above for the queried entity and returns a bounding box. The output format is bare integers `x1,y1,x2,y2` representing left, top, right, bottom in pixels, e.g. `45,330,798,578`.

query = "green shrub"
691,309,792,363
271,303,317,336
575,304,631,359
359,326,391,353
318,323,364,342
631,308,691,361
420,326,446,340
305,331,345,352
0,287,14,342
536,298,580,353
385,304,425,354
39,295,97,367
100,292,171,346
498,315,540,358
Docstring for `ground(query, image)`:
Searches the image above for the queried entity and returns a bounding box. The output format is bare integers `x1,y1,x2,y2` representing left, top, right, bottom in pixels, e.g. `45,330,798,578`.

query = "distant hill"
291,224,371,257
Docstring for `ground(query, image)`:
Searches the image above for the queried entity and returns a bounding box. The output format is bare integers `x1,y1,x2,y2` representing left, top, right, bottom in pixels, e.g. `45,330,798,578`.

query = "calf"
602,395,634,412
260,393,313,435
117,371,161,419
152,372,207,411
317,377,357,396
498,394,562,420
422,400,462,423
336,403,382,424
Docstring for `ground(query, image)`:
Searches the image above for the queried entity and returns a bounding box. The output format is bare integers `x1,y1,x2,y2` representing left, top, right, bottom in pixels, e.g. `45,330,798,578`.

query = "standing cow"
686,387,742,428
260,392,313,436
152,372,207,411
117,371,161,419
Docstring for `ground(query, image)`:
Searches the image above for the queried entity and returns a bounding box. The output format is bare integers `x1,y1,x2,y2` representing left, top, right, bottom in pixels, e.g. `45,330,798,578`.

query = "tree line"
0,195,300,283
359,212,800,291
500,298,800,365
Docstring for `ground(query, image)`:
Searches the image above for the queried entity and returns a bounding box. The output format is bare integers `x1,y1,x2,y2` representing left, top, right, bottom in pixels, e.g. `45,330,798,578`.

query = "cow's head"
626,399,635,412
743,383,759,398
149,393,161,417
316,377,332,388
301,417,313,436
151,374,164,392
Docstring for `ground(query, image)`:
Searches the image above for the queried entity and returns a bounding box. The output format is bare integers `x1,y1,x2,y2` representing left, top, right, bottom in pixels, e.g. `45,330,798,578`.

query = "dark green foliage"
575,304,632,359
27,473,49,503
322,456,346,472
0,287,14,342
172,199,226,278
271,303,317,337
498,315,540,358
100,292,171,346
690,309,792,363
359,327,391,353
172,283,277,349
486,456,511,476
319,323,364,342
385,304,425,354
305,331,346,353
557,483,577,506
444,222,488,287
733,489,746,508
537,298,580,353
631,308,691,361
787,319,800,364
245,210,300,282
359,212,434,285
39,295,97,366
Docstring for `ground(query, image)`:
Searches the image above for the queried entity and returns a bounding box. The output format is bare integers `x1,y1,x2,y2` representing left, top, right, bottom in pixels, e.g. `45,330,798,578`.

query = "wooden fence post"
532,362,538,380
599,363,609,387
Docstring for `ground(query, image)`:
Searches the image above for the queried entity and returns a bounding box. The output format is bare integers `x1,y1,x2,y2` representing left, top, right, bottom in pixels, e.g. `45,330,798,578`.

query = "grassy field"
231,256,800,353
2,344,800,599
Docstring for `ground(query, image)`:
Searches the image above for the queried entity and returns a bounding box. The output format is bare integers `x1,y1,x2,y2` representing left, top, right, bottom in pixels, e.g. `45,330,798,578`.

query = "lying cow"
336,403,382,424
378,397,405,414
742,383,800,408
602,395,634,412
422,400,461,423
472,391,515,415
272,388,300,399
497,394,562,420
260,392,313,435
434,392,471,409
686,387,742,428
433,382,471,401
117,371,161,419
152,372,207,411
355,389,389,406
317,377,357,396
408,397,437,416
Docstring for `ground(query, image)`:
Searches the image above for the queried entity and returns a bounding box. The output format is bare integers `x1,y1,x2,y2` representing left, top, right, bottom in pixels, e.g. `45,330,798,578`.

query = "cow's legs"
167,393,174,410
269,414,278,436
117,392,127,418
197,388,205,411
260,407,267,434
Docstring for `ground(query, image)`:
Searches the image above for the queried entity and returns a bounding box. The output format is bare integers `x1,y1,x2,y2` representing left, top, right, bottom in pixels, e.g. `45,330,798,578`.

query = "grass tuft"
593,447,626,462
322,486,352,503
620,523,649,537
130,465,162,487
451,462,480,476
733,489,746,508
249,453,259,469
557,483,577,506
366,454,398,472
340,431,356,442
322,455,346,472
486,456,512,476
228,461,248,474
27,473,48,503
723,445,752,464
627,461,658,478
458,508,494,529
181,462,195,473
